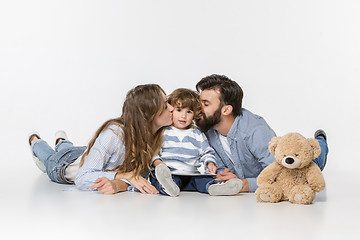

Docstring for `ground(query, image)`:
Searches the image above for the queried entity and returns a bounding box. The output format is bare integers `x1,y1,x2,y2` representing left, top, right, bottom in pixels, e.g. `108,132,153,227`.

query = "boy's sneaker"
208,178,243,196
155,164,180,197
28,131,46,173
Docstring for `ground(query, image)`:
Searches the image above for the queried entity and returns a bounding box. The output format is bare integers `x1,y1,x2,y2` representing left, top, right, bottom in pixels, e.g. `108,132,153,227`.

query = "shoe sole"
208,178,244,196
155,164,180,197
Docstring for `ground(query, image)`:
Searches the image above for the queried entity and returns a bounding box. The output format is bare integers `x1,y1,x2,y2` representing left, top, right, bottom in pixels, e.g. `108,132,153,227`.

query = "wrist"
153,159,163,167
240,179,249,192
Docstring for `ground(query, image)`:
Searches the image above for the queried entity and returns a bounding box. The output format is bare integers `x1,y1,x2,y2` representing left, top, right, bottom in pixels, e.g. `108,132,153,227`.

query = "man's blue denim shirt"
204,108,276,192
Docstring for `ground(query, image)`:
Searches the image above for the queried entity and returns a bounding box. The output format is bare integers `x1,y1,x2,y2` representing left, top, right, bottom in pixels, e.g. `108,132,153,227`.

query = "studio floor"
1,156,359,240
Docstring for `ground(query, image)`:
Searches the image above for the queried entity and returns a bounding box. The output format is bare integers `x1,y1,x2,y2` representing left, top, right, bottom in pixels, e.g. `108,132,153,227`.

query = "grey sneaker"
28,131,46,173
155,164,180,197
208,178,243,196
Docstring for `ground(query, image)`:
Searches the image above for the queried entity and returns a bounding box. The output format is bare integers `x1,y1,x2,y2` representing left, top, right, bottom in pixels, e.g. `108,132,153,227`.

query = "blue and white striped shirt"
75,125,125,190
154,126,217,172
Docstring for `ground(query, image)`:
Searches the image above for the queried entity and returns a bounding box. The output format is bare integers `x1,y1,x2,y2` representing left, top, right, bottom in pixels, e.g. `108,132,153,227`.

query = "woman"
28,84,174,194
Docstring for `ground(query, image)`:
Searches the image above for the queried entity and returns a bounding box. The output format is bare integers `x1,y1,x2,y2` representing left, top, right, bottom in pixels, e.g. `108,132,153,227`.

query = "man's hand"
215,168,249,192
215,168,237,181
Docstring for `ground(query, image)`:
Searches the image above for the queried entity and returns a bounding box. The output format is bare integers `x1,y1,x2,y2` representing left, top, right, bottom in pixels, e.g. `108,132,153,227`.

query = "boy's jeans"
150,173,217,195
31,139,86,184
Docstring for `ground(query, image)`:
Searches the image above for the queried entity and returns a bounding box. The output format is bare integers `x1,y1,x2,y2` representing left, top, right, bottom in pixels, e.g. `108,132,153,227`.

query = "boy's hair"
168,88,201,120
196,74,244,116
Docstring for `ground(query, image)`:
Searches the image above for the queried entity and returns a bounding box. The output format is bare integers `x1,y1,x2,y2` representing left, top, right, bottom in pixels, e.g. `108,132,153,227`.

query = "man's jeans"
313,136,329,171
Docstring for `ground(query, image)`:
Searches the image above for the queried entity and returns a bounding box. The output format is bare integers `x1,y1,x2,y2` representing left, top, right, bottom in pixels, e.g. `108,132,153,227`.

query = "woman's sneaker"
208,178,243,196
155,164,180,197
55,130,68,145
28,131,46,173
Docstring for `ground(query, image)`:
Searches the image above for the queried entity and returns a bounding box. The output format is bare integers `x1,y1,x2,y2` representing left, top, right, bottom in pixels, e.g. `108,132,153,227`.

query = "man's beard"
196,106,222,132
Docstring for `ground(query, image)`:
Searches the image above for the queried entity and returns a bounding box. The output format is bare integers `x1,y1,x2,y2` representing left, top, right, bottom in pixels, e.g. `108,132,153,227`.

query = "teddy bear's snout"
281,156,301,169
285,157,294,164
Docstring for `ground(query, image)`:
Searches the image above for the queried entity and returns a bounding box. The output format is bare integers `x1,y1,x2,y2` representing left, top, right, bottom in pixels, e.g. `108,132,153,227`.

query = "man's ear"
222,105,233,116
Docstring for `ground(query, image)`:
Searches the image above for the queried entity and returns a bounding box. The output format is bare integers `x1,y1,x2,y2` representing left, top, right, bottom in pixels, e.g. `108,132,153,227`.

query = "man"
195,74,328,192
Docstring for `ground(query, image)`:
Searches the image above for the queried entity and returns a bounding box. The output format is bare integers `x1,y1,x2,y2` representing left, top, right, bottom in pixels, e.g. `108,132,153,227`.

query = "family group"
28,74,328,197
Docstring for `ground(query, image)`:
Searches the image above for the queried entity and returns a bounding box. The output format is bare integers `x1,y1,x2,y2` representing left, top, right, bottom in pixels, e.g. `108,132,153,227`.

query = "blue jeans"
313,136,329,171
149,173,217,195
31,139,86,184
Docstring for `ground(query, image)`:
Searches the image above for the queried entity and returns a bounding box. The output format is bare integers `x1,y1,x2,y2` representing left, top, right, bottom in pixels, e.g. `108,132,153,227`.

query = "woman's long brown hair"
79,84,167,177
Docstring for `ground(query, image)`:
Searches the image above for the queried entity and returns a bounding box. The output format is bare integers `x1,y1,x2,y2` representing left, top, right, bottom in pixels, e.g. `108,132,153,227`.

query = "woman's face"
152,93,173,133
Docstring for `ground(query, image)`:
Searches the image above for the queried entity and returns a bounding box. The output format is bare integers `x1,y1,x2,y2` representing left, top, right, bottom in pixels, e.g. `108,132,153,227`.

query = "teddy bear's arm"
257,162,282,185
306,162,325,192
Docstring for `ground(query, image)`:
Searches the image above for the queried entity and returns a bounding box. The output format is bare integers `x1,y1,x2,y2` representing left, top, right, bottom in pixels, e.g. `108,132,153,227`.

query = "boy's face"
172,106,194,129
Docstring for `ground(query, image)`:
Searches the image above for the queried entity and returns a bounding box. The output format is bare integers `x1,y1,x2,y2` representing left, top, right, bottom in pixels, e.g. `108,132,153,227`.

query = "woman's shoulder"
100,124,124,142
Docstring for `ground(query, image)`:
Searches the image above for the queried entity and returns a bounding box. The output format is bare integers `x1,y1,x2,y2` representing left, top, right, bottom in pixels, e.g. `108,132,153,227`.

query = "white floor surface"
1,154,359,240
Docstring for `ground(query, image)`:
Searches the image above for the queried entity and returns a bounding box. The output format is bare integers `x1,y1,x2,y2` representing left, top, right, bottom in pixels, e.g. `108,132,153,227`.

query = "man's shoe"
314,129,327,141
208,178,243,196
155,164,180,197
28,131,46,173
314,129,328,170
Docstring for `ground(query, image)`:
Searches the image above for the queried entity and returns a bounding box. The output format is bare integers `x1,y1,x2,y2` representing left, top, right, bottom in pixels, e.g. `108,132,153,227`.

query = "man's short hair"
196,74,243,116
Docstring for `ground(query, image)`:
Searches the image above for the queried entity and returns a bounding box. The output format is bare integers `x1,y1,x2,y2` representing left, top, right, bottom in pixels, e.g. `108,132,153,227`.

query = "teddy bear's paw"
255,185,282,203
259,193,272,202
289,185,315,204
293,193,305,202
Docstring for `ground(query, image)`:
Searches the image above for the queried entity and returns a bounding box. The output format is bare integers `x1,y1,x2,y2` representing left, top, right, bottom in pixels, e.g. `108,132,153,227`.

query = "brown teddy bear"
255,132,325,204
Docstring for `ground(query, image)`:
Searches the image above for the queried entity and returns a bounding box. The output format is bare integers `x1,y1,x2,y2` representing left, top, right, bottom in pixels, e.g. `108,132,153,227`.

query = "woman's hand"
117,172,159,194
90,177,127,194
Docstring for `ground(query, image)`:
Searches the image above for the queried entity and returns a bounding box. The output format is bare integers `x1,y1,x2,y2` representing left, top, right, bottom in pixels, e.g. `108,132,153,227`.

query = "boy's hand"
206,162,217,174
153,159,164,167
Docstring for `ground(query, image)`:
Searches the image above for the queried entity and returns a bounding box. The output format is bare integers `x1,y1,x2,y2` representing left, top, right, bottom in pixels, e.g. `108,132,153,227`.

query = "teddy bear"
255,132,325,204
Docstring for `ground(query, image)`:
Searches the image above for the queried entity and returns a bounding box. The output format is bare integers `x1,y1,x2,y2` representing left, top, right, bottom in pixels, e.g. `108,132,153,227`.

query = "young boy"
150,88,243,197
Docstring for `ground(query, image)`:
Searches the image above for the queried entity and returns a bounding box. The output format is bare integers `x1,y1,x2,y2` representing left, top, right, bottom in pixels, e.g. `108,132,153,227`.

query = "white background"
1,1,359,239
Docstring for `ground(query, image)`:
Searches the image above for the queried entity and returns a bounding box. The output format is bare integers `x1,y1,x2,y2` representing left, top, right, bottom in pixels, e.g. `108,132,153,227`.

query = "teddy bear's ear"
308,138,321,159
268,136,280,155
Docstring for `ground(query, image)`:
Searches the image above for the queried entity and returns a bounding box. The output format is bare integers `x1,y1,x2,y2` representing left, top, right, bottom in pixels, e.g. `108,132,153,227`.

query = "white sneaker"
208,178,244,196
55,130,68,145
155,164,180,197
28,131,46,173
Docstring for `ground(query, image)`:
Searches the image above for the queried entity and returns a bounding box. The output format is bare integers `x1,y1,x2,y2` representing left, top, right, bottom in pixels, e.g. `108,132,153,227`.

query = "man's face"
196,89,223,132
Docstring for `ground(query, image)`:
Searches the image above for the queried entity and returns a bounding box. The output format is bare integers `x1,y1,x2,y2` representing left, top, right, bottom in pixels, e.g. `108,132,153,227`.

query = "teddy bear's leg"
288,185,315,204
255,183,283,203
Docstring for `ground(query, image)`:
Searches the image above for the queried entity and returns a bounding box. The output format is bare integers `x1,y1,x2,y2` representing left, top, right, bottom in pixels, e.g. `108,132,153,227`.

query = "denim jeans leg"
31,139,56,170
55,140,75,152
312,137,329,171
183,176,216,194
